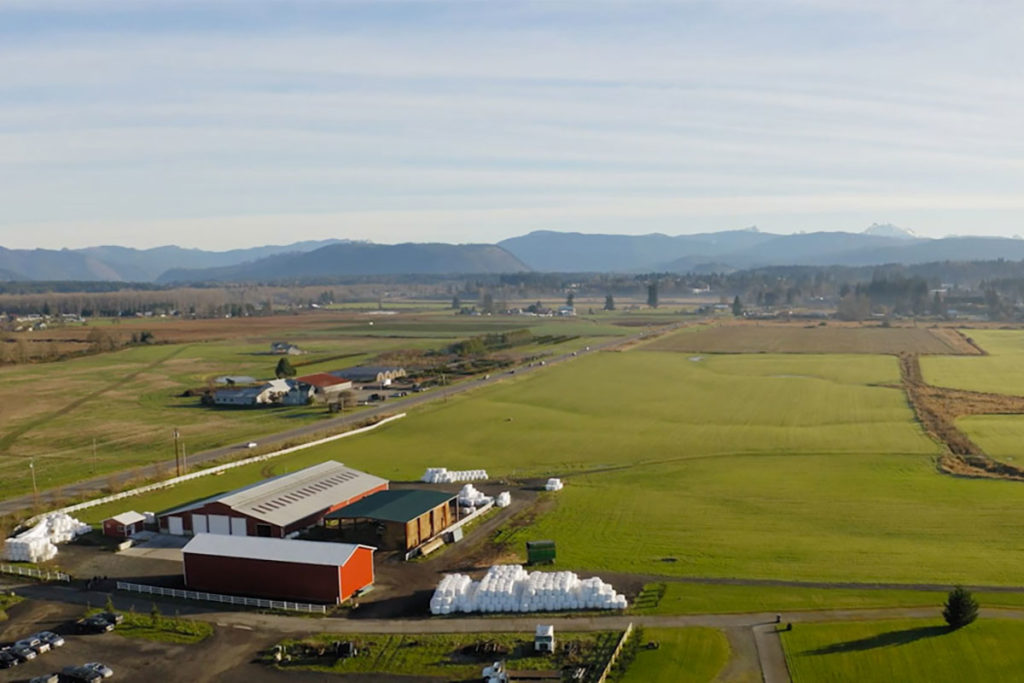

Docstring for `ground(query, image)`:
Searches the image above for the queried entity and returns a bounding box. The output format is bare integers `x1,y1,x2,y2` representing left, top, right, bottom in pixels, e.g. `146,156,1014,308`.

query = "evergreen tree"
451,295,461,309
604,294,615,311
566,292,575,307
275,357,296,378
732,296,743,317
943,586,978,629
647,282,659,308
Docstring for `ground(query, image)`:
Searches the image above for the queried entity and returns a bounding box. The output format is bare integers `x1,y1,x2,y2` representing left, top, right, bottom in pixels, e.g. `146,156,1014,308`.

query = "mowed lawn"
782,618,1024,683
921,328,1024,396
619,627,729,683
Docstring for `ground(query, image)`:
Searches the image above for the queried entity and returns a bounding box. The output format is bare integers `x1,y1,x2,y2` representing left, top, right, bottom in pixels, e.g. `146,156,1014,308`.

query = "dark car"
9,643,37,661
37,631,65,648
77,615,114,634
0,649,18,668
60,665,103,683
17,636,50,654
98,611,124,625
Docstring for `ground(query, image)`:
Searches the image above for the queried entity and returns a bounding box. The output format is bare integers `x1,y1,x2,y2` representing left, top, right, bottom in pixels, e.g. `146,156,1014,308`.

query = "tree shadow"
803,625,950,655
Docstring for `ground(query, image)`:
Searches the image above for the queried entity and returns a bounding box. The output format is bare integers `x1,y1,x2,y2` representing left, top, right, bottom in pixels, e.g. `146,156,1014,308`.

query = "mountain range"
5,225,1024,282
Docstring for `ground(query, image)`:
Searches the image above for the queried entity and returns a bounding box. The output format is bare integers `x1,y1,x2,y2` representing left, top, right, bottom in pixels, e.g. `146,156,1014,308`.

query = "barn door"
230,517,247,536
167,516,184,535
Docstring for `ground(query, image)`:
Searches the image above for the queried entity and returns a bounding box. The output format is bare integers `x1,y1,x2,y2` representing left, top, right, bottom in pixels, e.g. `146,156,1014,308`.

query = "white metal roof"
183,533,372,567
217,460,388,527
109,511,146,526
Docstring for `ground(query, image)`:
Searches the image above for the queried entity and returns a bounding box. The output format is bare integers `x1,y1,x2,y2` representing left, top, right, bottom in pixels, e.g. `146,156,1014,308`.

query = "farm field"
921,328,1024,396
76,351,1024,586
0,311,627,501
782,618,1024,683
631,583,1024,615
958,414,1024,466
644,322,975,355
619,627,730,683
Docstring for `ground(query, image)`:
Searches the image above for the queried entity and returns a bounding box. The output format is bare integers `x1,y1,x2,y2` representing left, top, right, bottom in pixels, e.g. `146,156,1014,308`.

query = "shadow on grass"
803,625,951,655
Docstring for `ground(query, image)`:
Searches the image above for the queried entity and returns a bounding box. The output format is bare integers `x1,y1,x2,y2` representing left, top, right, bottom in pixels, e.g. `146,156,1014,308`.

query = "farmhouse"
102,511,146,539
323,489,456,551
270,341,303,355
158,461,388,538
329,365,407,385
296,373,353,401
212,379,312,406
182,534,374,604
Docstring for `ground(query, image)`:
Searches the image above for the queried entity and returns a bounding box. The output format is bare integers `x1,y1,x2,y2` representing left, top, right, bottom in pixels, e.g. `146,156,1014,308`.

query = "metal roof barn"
183,534,375,603
159,461,389,539
324,489,457,552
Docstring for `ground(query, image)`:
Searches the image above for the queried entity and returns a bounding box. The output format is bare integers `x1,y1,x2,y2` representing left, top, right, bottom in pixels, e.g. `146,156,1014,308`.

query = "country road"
0,322,680,519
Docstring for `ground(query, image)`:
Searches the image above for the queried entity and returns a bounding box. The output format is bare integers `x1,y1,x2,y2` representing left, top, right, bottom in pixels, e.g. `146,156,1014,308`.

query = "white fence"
25,413,408,526
0,562,70,582
115,581,328,614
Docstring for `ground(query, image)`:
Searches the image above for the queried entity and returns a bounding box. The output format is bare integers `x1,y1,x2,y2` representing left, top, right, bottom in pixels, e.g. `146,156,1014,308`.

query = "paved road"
0,323,680,519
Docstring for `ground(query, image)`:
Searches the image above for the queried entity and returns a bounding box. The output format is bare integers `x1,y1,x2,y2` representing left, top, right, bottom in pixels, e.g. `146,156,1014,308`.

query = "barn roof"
218,461,387,527
160,461,388,527
324,489,454,524
296,373,352,388
183,534,372,567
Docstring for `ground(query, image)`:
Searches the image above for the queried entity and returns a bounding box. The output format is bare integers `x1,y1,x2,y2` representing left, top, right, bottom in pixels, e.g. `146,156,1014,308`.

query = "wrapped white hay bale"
545,478,563,492
429,564,626,615
495,491,512,508
422,467,489,484
2,511,91,562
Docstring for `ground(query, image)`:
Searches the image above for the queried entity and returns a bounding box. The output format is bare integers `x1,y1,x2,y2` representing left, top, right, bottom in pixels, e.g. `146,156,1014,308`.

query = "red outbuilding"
182,534,375,604
102,511,146,539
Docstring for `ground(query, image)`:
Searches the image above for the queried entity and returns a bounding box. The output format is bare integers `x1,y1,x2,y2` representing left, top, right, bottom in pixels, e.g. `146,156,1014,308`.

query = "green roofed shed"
324,489,458,552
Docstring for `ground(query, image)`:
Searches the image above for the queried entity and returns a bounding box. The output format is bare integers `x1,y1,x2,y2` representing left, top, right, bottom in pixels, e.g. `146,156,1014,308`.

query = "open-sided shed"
324,489,456,551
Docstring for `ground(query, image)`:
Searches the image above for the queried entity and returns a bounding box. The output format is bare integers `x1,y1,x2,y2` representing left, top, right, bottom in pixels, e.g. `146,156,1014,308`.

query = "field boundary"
596,622,633,683
0,562,70,582
24,413,407,526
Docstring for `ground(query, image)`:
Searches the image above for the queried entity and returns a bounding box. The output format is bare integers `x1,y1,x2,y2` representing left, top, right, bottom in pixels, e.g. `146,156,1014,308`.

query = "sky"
2,0,1024,250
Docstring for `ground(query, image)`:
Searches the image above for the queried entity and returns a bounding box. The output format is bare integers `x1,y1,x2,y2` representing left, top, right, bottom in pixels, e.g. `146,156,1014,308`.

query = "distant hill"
500,227,1024,272
156,242,529,283
0,239,343,282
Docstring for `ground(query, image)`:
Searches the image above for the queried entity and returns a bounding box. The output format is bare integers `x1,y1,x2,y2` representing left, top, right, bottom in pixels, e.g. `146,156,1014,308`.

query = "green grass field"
782,618,1024,682
958,414,1024,468
0,313,621,501
76,350,1024,586
921,328,1024,395
632,583,1024,615
619,627,730,683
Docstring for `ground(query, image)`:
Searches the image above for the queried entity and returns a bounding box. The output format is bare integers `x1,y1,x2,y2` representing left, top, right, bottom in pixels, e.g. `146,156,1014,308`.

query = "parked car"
0,648,18,668
37,631,65,648
9,643,37,661
29,673,59,683
83,662,114,679
60,665,103,683
98,611,124,625
77,615,114,634
17,636,50,654
246,441,257,448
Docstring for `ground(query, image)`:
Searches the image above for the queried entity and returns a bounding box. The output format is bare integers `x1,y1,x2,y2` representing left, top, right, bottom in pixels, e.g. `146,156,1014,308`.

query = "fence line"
0,562,70,583
25,413,407,526
115,581,327,614
596,622,634,683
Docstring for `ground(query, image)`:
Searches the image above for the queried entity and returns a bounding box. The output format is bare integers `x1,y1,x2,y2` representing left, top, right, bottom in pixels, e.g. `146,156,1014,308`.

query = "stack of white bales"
3,512,91,563
495,491,512,508
545,478,564,491
429,564,627,615
458,484,492,508
422,467,488,483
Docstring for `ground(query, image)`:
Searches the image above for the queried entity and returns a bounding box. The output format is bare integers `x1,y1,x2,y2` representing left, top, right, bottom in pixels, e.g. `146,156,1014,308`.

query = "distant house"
558,305,576,317
296,373,353,401
329,366,407,385
214,375,257,386
270,341,303,355
213,379,313,406
102,511,146,539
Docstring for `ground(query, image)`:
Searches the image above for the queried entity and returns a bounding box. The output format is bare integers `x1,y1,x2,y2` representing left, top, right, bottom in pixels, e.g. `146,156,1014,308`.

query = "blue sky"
2,0,1023,249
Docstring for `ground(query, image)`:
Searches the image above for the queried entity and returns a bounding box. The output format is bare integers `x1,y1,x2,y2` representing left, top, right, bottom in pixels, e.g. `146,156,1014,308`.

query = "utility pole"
29,458,38,507
173,428,181,477
181,437,187,475
92,437,97,473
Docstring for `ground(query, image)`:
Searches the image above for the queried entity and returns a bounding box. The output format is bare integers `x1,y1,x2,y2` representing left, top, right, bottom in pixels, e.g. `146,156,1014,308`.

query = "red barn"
182,534,375,604
102,511,146,539
158,461,388,538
